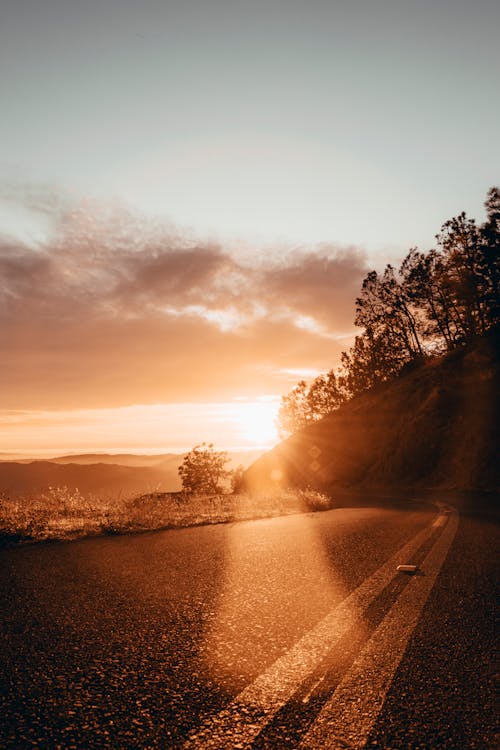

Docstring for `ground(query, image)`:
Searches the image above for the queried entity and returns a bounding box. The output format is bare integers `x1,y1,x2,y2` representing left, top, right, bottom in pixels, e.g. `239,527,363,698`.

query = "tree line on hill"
279,187,500,435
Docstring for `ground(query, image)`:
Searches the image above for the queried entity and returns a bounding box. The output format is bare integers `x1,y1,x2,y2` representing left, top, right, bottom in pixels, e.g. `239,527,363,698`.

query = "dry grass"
0,485,331,545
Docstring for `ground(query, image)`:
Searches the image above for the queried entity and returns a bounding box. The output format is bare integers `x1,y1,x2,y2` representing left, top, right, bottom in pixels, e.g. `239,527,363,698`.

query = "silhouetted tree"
278,370,345,436
278,380,311,436
307,370,346,417
178,443,229,494
400,248,456,350
479,186,500,327
434,212,486,340
230,464,246,493
355,265,424,362
340,331,406,395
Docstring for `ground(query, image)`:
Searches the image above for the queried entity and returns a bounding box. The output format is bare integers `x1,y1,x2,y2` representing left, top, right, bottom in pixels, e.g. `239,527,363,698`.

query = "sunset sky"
1,0,499,456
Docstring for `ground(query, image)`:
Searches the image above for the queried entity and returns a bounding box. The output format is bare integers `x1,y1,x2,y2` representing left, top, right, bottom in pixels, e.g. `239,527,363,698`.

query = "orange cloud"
0,191,367,410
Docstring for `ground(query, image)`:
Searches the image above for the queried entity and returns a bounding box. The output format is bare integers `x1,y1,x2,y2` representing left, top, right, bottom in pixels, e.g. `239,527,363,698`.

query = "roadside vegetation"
0,484,331,546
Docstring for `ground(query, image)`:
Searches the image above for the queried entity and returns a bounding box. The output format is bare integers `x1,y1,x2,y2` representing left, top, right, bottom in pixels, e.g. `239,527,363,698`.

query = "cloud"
0,188,368,409
262,245,367,330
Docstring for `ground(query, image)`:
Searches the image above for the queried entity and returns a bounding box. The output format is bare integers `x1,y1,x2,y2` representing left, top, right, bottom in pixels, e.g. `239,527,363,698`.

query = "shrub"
178,443,230,495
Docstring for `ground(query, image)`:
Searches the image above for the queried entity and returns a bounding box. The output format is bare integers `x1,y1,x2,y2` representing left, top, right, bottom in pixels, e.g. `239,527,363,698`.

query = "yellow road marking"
299,512,459,749
183,508,448,749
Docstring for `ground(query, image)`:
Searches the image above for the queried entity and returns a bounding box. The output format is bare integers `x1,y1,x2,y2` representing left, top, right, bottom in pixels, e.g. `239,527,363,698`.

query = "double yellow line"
183,504,458,749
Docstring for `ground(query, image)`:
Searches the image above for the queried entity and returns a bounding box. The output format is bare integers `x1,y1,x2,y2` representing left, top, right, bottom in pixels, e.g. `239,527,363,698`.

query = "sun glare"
0,399,281,457
230,399,280,448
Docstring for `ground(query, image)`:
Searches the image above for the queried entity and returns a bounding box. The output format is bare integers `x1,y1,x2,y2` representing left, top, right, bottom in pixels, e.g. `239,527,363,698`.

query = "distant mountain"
33,453,180,467
0,450,264,497
246,329,500,494
0,461,182,497
36,450,264,469
0,453,181,467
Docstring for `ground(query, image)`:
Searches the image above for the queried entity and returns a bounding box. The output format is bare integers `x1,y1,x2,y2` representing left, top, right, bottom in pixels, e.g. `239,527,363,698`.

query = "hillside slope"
246,330,500,493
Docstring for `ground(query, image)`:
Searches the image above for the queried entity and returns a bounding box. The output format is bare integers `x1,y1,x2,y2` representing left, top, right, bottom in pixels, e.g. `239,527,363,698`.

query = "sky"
1,0,499,455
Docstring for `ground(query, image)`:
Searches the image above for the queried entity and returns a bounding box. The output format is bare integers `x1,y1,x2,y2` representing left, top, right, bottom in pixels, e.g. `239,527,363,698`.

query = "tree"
434,211,486,340
340,331,405,396
355,265,424,362
278,380,311,436
479,186,500,328
178,443,229,494
400,247,457,350
230,464,246,494
278,370,345,436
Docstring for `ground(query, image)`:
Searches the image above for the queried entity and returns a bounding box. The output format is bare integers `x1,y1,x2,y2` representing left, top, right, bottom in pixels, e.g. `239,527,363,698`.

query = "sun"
233,399,280,448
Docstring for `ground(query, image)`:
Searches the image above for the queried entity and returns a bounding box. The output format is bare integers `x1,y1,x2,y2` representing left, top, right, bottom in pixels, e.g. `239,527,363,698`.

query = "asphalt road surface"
1,493,498,749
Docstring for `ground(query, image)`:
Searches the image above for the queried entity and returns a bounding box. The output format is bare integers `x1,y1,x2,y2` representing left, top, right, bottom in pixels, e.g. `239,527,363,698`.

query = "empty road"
1,494,497,748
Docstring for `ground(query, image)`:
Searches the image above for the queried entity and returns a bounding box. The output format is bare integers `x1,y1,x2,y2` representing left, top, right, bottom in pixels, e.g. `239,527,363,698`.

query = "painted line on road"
302,674,326,705
299,510,459,749
182,508,447,749
432,514,446,528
